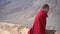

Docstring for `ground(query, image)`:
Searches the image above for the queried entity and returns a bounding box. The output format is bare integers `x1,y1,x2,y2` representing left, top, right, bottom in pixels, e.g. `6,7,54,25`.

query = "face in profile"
45,7,49,13
42,4,49,13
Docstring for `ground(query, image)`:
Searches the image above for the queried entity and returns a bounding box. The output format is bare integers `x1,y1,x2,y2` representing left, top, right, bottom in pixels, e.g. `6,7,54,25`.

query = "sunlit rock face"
0,0,60,30
0,22,29,34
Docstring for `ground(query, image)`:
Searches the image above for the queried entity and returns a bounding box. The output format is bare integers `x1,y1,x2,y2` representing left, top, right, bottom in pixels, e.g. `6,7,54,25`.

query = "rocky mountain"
0,0,60,28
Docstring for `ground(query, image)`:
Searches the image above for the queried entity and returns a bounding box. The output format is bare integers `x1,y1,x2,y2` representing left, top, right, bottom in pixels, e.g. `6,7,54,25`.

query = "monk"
28,4,49,34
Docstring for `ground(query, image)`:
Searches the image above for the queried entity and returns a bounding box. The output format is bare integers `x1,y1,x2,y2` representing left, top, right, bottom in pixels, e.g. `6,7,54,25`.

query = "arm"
39,15,46,34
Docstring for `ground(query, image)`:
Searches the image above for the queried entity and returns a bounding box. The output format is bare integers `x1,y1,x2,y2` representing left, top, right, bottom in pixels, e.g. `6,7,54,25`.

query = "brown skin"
43,7,49,13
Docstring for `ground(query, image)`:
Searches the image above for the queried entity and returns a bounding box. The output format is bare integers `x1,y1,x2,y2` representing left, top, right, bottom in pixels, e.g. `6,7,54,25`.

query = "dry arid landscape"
0,22,29,34
0,0,60,34
0,22,60,34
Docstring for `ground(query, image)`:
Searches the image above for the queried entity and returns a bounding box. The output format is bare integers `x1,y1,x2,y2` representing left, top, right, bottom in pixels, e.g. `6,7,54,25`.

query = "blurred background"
0,0,60,29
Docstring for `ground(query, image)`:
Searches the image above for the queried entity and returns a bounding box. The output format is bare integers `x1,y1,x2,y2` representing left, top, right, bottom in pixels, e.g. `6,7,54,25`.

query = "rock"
0,22,29,34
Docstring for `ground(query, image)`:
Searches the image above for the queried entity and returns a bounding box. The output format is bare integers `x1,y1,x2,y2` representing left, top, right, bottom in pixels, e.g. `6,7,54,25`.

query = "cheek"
47,8,49,11
47,9,49,11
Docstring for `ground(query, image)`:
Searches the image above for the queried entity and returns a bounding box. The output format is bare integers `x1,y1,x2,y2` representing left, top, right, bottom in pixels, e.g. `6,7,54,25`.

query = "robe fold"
28,10,48,34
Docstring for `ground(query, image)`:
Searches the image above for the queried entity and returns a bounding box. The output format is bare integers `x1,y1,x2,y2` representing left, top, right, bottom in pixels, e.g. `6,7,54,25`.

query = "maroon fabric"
28,10,48,34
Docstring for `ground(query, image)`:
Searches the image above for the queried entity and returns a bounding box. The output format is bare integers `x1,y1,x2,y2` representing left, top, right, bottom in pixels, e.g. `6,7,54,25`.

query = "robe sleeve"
39,14,46,34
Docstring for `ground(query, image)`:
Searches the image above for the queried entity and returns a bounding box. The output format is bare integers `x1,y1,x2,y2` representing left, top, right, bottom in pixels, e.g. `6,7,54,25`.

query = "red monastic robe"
28,10,48,34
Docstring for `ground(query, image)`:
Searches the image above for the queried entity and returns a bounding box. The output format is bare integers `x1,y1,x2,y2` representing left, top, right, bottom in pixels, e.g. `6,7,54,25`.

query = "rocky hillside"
0,0,60,28
0,22,29,34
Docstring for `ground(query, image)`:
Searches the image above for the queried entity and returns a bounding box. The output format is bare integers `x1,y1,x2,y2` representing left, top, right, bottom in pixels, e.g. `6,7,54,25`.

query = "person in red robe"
28,4,49,34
